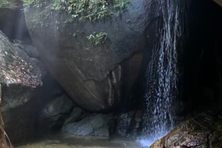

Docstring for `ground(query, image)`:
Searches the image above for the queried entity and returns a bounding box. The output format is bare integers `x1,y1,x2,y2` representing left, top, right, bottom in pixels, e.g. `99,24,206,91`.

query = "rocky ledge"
151,112,222,148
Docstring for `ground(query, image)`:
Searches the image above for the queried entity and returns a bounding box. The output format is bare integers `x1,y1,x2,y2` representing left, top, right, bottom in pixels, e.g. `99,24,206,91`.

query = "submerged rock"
151,112,222,148
23,0,153,111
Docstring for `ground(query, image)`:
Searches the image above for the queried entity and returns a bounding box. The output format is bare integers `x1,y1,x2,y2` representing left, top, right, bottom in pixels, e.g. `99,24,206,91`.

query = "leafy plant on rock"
87,32,108,46
23,0,130,22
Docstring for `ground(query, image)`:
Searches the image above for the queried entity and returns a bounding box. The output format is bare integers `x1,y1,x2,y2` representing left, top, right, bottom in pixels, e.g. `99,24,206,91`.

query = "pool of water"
16,137,142,148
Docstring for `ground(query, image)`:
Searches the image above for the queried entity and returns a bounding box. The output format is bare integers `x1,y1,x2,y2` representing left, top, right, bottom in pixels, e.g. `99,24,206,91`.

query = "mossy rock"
23,0,161,111
0,0,21,8
0,31,42,87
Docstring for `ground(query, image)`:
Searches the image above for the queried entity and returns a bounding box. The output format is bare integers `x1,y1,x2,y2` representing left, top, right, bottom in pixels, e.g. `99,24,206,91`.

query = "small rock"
116,112,133,136
41,95,73,117
39,94,74,129
64,107,83,124
62,114,110,138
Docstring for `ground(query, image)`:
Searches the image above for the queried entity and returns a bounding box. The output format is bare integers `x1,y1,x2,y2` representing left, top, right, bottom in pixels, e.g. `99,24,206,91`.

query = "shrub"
87,32,108,46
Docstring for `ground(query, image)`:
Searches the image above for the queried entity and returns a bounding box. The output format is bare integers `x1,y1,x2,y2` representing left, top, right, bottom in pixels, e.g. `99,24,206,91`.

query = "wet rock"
0,31,71,144
62,114,111,138
39,94,74,130
23,0,153,111
0,1,30,42
2,84,39,144
0,31,42,87
64,107,84,125
116,112,134,136
0,30,43,144
22,44,40,58
151,112,222,148
41,95,73,118
116,110,143,137
2,75,71,144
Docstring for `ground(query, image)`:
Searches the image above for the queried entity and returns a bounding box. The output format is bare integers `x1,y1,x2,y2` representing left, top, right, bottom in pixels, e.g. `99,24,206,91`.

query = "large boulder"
0,31,42,86
0,0,30,41
151,112,222,148
0,30,42,143
0,31,74,144
23,0,157,111
38,93,74,130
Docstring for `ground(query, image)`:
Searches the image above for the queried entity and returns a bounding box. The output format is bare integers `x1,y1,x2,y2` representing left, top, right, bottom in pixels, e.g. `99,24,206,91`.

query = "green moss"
24,0,129,47
23,0,129,22
23,0,35,7
0,0,10,8
87,32,108,46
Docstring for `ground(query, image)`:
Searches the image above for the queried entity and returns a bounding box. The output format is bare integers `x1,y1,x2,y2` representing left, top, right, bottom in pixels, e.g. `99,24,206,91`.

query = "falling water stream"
138,0,182,147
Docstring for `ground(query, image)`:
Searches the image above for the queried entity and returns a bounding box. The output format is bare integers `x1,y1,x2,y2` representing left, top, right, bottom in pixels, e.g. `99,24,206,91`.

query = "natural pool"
17,137,141,148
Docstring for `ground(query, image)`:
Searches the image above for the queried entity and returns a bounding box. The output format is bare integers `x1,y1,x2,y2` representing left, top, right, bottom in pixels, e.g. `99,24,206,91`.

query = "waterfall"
139,0,182,146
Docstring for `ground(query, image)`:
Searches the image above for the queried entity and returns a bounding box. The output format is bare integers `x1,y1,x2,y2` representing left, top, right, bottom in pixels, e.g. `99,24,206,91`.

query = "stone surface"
116,112,134,137
0,31,42,87
22,44,40,58
0,31,74,144
116,110,143,137
38,94,74,130
2,75,74,144
23,0,156,111
62,114,111,138
151,112,222,148
0,1,30,42
64,107,84,125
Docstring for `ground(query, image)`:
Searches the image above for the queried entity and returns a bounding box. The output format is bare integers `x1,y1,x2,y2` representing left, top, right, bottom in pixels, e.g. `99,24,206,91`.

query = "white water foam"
139,0,182,147
137,131,168,147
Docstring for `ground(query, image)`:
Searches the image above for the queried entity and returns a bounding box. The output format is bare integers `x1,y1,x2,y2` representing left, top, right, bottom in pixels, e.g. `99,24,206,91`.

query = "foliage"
23,0,130,47
0,0,9,8
87,32,108,46
23,0,35,7
23,0,130,22
23,0,48,8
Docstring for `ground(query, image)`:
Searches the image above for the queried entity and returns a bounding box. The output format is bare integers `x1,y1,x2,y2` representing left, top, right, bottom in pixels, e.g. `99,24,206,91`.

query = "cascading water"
139,0,183,146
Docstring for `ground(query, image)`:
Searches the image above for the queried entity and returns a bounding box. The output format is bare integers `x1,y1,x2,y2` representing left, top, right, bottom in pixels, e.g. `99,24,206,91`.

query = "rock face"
0,30,42,143
2,77,75,144
38,94,74,130
0,1,30,42
151,112,222,148
0,31,75,144
0,31,42,87
23,0,156,111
